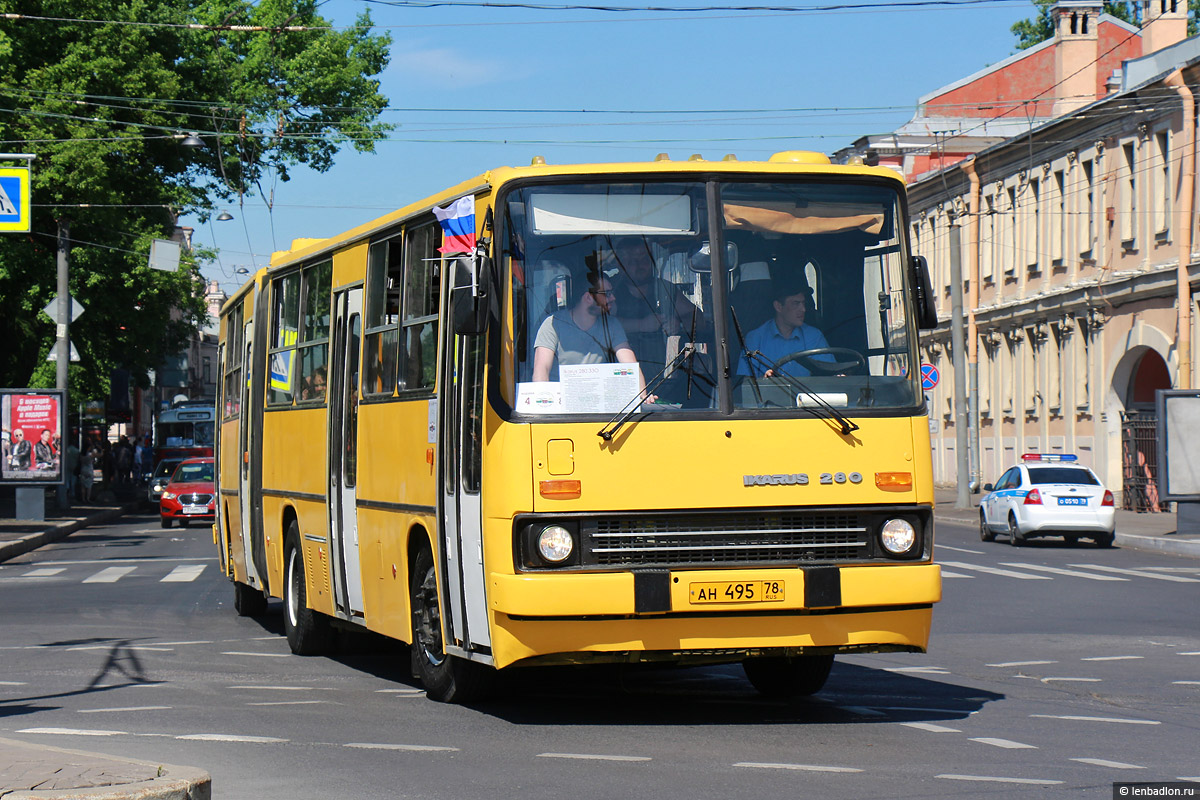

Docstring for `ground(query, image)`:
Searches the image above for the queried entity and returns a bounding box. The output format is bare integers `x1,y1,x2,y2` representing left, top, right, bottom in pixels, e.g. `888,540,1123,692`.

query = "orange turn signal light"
539,479,581,499
875,472,913,489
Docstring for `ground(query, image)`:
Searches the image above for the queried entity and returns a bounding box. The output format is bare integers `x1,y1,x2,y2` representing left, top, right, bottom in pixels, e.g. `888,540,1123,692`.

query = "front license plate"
182,505,207,515
1057,497,1088,506
689,580,785,604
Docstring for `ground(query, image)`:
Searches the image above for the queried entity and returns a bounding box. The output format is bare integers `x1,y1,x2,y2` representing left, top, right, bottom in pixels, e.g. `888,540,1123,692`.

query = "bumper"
1019,508,1115,535
486,563,941,668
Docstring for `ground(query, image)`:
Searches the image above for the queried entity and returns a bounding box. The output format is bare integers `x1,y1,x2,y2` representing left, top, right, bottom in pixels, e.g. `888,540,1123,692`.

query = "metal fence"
1121,411,1165,512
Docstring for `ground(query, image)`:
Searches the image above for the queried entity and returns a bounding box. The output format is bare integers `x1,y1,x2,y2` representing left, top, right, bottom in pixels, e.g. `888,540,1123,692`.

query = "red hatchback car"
159,457,215,529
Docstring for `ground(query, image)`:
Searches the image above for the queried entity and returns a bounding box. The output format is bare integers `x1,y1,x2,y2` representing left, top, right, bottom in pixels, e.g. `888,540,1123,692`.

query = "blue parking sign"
0,167,31,232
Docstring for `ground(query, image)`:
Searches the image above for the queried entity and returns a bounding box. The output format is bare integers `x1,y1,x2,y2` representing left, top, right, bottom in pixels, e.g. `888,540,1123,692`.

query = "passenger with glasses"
531,266,642,383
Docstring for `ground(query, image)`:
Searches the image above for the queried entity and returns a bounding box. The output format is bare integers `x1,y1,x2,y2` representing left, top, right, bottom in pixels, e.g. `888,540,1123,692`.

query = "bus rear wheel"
742,654,835,698
410,546,495,703
283,526,334,655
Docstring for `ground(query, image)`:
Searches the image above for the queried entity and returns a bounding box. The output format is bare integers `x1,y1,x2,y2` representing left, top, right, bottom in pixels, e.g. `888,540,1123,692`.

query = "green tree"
0,0,390,404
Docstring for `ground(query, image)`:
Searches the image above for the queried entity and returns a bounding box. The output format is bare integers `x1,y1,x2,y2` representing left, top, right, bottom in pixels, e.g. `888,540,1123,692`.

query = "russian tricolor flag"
433,196,476,254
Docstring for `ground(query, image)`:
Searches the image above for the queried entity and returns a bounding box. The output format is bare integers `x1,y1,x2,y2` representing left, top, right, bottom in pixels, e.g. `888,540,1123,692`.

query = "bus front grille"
583,512,869,567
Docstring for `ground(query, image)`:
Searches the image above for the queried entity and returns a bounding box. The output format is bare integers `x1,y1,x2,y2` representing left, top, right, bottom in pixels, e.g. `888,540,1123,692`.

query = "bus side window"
363,235,403,397
400,221,440,393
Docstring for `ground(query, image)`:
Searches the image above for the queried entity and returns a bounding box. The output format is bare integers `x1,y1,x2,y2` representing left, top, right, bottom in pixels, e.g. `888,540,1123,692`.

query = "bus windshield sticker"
559,363,640,414
515,382,563,414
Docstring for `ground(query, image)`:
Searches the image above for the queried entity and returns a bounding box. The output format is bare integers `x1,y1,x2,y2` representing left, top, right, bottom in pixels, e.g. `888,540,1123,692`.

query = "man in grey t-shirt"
532,275,640,382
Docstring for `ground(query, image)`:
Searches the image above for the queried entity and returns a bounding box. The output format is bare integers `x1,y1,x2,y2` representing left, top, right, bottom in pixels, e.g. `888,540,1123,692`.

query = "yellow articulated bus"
214,150,942,703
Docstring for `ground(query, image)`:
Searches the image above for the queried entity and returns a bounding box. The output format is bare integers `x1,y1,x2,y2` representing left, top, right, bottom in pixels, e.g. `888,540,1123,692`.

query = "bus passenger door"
438,332,492,657
329,288,364,616
237,320,262,589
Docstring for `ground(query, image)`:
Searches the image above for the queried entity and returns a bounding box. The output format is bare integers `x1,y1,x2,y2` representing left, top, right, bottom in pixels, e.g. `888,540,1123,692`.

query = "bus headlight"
537,525,574,563
880,518,917,555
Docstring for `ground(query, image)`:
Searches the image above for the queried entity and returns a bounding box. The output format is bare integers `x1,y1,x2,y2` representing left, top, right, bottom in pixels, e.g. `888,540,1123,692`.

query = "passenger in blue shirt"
736,277,833,379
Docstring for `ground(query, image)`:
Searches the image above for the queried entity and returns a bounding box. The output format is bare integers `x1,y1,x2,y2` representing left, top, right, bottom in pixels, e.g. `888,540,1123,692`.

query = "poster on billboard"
1,389,66,484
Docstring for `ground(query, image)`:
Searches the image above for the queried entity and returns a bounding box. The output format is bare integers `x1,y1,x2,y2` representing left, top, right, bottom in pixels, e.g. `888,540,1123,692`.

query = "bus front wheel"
743,654,835,698
283,526,334,655
410,546,495,703
234,581,267,617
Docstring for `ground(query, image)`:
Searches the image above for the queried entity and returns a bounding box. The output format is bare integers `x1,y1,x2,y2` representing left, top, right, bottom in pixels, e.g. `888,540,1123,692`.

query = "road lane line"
177,734,288,743
375,688,425,695
987,660,1058,667
999,563,1127,581
538,753,651,762
161,565,208,582
1030,714,1159,725
1179,652,1200,656
1067,564,1200,583
734,762,862,773
837,706,888,717
1071,758,1144,769
22,567,66,577
155,641,213,646
1041,677,1101,683
883,666,950,674
78,706,172,713
937,774,1063,785
939,561,1051,580
1081,656,1143,661
0,681,27,685
901,722,961,733
969,737,1036,749
935,544,986,554
247,700,332,706
1173,681,1200,685
228,686,316,691
82,566,136,583
221,651,290,658
20,557,214,565
67,645,174,652
939,571,974,578
346,743,458,752
18,727,126,736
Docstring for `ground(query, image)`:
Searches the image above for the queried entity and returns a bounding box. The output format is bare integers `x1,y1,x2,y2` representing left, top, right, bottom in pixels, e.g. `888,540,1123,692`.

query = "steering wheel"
770,347,866,376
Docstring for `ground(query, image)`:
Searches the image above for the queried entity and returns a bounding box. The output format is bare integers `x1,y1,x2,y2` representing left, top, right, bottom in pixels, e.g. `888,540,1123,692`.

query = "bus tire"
233,581,267,617
283,526,334,655
742,654,834,698
409,546,495,703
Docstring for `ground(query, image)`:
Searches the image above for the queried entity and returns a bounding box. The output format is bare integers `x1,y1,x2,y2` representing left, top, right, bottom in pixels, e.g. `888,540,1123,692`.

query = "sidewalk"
0,488,211,800
934,487,1200,558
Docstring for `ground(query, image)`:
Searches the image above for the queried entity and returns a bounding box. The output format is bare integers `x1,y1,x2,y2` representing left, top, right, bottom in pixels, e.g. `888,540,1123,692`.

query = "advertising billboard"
2,389,66,484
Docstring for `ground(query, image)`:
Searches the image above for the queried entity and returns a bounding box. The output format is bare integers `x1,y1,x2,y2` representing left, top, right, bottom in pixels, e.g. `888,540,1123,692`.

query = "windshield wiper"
729,308,763,407
736,347,860,437
597,344,697,442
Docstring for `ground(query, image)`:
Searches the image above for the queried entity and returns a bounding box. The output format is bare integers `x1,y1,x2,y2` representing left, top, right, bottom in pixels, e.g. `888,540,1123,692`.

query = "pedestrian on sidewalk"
64,439,80,501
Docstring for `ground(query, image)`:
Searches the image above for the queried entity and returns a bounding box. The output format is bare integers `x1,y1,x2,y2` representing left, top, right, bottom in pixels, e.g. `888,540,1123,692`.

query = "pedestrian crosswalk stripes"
937,560,1196,584
2,564,210,584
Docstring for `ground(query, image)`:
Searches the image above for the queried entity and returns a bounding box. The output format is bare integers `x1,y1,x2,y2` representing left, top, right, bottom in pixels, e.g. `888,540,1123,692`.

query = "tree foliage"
0,0,390,402
1011,0,1199,50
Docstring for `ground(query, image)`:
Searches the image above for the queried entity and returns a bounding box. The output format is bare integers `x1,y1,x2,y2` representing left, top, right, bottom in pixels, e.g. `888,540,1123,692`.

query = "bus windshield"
504,179,920,417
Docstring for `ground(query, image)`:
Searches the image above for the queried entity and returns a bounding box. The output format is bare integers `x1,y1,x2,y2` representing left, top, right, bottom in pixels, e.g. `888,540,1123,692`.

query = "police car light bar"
1021,453,1078,462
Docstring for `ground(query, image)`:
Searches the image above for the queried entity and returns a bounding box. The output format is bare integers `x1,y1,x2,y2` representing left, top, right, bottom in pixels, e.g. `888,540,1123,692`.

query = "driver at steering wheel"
735,274,834,379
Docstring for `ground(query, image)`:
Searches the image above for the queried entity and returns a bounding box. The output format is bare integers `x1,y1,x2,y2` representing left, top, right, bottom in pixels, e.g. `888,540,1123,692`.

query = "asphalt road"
1,510,1197,799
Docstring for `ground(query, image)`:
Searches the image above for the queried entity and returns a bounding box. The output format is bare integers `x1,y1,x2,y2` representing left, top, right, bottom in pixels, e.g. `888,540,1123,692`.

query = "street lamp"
216,210,234,221
180,132,204,148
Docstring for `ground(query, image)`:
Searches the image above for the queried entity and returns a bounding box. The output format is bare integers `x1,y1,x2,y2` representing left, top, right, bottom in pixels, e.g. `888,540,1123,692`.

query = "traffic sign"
920,363,940,391
0,166,31,232
42,294,85,324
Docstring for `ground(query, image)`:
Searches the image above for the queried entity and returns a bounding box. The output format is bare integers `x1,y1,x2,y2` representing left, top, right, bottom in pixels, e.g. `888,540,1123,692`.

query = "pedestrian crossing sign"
0,166,31,232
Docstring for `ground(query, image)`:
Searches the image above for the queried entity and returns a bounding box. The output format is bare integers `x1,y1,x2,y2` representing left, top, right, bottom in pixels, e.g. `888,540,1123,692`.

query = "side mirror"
451,250,491,335
910,255,938,330
982,483,994,492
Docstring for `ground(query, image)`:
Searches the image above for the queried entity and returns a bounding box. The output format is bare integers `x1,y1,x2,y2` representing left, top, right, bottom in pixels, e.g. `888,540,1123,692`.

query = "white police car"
979,454,1116,547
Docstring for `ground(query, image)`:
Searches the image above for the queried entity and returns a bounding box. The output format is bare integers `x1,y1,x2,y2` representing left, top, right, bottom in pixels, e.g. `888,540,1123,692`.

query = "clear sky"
191,0,1042,292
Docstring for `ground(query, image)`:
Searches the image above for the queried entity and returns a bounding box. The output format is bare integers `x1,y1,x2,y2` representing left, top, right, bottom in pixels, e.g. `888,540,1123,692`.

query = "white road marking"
969,737,1036,749
939,561,1051,580
937,774,1063,785
228,685,316,691
734,762,862,773
375,688,426,695
161,565,208,582
155,641,213,646
221,651,290,658
1041,677,1101,683
986,660,1058,667
1179,652,1200,656
1081,655,1143,661
901,722,961,733
537,753,651,762
837,706,888,717
346,743,458,752
176,734,288,743
999,563,1127,581
936,544,986,554
883,666,950,674
247,700,332,706
67,645,174,652
0,681,27,685
82,566,136,583
78,706,171,713
1173,681,1200,685
873,706,973,714
21,557,214,565
1068,564,1200,583
1030,714,1159,725
939,571,974,578
18,727,126,736
1070,758,1144,769
22,567,66,577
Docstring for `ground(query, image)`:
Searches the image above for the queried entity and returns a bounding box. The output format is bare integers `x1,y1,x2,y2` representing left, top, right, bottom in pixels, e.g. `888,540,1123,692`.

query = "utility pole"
55,219,70,509
949,217,970,510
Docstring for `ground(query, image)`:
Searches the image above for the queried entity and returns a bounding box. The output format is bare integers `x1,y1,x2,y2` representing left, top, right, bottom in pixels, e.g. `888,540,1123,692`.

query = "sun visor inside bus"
723,202,885,236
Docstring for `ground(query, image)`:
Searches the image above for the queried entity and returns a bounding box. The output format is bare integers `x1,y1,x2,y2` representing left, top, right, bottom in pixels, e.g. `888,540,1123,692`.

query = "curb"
0,505,136,564
0,738,210,800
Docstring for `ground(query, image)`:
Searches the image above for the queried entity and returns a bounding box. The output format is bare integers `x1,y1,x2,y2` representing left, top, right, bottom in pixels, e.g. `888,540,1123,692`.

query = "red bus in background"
154,400,215,466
